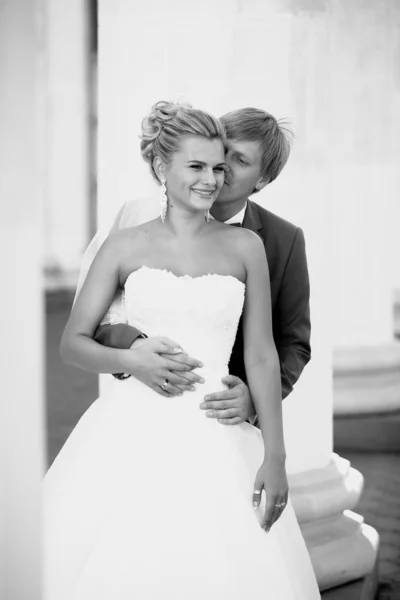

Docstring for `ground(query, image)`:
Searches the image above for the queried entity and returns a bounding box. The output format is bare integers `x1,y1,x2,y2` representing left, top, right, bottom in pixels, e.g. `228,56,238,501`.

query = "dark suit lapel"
242,199,265,243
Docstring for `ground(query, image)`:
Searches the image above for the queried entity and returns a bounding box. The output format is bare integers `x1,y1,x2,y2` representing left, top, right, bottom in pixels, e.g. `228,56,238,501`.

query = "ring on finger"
274,502,286,508
161,379,169,391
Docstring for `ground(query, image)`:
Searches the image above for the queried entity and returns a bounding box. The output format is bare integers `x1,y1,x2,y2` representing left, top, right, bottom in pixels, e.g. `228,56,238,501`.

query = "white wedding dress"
44,266,320,599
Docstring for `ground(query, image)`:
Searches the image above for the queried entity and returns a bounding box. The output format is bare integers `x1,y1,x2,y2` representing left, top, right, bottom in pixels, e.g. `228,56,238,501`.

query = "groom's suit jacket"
229,200,311,398
90,198,311,399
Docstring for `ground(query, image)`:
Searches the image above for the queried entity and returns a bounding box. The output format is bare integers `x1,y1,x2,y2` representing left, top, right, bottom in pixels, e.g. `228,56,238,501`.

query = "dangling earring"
205,210,211,223
160,178,167,223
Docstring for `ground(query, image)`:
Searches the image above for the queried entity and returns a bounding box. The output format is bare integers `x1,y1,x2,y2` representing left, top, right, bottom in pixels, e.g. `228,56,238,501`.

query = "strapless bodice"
124,266,245,373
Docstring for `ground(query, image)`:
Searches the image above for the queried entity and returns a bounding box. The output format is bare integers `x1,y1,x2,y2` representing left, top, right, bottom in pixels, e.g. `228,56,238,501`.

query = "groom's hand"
199,375,256,425
123,336,204,397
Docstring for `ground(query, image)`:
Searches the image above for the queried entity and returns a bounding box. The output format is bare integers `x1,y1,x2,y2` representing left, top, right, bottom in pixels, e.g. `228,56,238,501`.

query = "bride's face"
164,135,226,213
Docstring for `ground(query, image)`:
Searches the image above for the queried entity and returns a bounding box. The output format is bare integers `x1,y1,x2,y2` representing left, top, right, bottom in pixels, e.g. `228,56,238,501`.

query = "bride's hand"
119,336,204,396
253,458,288,532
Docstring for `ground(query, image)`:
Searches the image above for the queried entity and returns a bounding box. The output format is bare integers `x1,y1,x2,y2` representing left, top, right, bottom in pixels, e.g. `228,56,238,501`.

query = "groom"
81,107,311,426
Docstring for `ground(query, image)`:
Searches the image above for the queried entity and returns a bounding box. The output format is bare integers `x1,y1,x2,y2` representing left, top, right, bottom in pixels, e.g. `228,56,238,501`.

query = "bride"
44,101,320,599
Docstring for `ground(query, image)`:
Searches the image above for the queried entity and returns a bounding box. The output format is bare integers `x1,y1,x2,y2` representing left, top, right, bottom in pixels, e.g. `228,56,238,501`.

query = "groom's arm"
275,227,311,399
94,323,147,380
94,323,144,350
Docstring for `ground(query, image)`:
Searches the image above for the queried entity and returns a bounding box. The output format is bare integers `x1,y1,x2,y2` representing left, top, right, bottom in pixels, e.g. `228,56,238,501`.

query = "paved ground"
343,453,400,600
46,291,400,599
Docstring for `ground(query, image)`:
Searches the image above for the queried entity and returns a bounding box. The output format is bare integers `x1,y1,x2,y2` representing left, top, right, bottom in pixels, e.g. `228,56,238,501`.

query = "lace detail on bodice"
124,266,245,370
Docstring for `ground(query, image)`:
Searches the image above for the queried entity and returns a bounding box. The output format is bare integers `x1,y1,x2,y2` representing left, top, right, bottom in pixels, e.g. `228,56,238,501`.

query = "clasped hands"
118,335,255,425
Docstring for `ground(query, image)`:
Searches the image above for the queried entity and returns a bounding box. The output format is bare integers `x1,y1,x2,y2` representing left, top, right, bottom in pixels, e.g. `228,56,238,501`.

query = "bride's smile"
153,135,226,215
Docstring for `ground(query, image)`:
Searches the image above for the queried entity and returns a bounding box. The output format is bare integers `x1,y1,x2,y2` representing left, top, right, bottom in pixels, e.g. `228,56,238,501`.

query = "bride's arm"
60,232,132,374
242,231,285,456
240,230,288,530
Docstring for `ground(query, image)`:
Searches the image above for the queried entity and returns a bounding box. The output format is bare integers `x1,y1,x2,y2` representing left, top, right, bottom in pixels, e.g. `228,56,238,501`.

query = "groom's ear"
153,157,166,183
254,175,269,192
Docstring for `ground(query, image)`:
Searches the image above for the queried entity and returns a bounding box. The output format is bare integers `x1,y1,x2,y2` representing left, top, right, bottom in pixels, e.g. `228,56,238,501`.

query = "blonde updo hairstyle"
140,101,226,183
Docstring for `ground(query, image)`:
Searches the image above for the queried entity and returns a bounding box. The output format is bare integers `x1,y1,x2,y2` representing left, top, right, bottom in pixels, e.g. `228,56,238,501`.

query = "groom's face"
216,138,267,205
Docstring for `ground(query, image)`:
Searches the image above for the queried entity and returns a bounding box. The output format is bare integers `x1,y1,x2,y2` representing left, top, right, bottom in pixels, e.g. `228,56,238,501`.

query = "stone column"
0,1,46,598
44,0,90,285
98,0,379,590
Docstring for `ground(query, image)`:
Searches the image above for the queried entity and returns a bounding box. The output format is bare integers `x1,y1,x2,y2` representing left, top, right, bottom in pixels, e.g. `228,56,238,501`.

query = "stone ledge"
394,292,400,338
303,511,379,591
44,267,79,292
333,341,400,415
321,551,379,600
289,454,379,592
289,453,364,524
334,341,400,375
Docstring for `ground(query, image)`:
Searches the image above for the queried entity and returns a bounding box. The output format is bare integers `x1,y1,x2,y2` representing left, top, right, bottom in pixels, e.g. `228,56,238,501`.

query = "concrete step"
321,556,378,599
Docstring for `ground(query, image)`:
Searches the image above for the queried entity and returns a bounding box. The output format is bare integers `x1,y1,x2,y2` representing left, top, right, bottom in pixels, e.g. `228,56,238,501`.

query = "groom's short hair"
220,108,293,186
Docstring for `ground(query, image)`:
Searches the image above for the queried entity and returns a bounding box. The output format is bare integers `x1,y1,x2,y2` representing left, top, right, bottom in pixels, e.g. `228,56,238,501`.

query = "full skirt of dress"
44,372,321,600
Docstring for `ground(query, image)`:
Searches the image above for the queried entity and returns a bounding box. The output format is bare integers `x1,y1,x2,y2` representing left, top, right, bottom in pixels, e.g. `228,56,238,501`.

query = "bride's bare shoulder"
100,224,144,257
214,221,261,247
101,219,159,261
110,218,158,241
233,227,265,258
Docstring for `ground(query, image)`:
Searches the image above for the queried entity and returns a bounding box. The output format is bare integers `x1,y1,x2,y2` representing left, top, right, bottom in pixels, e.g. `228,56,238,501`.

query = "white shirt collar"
211,201,247,225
